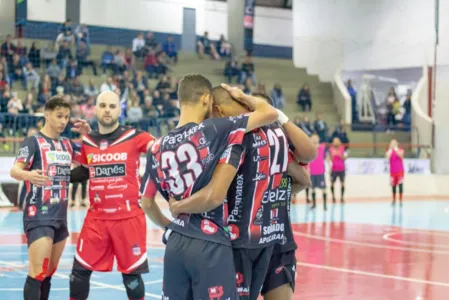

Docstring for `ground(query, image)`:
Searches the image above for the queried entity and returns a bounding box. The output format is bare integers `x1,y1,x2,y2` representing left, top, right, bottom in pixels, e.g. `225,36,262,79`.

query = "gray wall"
0,0,16,38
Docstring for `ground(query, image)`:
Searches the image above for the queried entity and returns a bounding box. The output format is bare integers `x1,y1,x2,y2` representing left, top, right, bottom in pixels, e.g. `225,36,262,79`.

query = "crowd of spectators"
293,113,350,147
0,19,183,142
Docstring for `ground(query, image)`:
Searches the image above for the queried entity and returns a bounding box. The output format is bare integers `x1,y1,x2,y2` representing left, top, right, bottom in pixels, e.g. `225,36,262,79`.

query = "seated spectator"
145,32,159,52
197,31,220,60
28,42,41,69
56,41,73,69
53,73,67,96
23,92,38,115
127,98,143,127
1,35,16,64
76,41,98,76
56,29,74,49
143,96,160,119
15,39,27,64
7,92,24,115
156,75,171,93
240,56,256,84
270,83,285,110
132,33,145,58
224,60,239,83
314,113,328,143
24,62,40,90
1,84,12,113
47,59,62,82
9,54,26,89
80,96,96,124
152,90,162,107
124,48,136,71
346,79,358,123
100,46,115,74
38,75,52,105
74,23,90,48
402,92,412,126
40,42,57,67
243,78,252,95
216,34,232,58
299,116,314,137
297,84,311,112
113,50,128,74
66,59,81,80
70,77,85,103
256,81,266,94
163,36,178,64
330,120,350,148
59,19,73,35
0,72,7,94
144,49,159,78
169,77,178,99
100,77,117,93
156,52,169,76
84,78,99,98
133,71,148,103
0,61,8,84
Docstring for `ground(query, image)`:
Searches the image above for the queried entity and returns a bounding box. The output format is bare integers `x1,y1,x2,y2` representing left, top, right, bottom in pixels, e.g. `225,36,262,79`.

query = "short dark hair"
251,92,273,106
44,96,71,112
178,74,212,105
212,86,233,106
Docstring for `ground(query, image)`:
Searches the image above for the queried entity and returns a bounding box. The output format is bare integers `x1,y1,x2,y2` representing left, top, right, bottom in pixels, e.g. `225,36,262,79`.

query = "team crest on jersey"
208,286,224,300
132,244,141,256
28,205,36,217
201,219,218,235
253,207,264,225
100,140,108,150
228,224,240,241
94,193,101,203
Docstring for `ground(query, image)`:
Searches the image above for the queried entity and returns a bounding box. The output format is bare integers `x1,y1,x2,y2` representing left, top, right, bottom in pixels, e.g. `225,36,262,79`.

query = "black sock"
305,188,309,200
40,276,51,300
392,186,397,202
341,186,345,199
24,275,42,300
331,186,335,199
70,260,93,300
323,192,327,208
399,184,403,201
311,191,316,206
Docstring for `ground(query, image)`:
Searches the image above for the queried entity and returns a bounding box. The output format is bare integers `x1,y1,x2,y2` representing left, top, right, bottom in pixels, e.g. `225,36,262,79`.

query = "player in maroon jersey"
167,89,313,300
10,97,90,300
68,91,154,300
140,76,279,300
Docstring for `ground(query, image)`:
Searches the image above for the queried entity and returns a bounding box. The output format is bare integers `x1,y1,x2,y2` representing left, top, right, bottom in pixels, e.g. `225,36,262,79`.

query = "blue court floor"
1,198,449,299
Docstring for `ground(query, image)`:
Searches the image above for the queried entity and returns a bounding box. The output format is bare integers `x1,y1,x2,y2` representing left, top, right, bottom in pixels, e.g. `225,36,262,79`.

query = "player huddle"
12,74,317,300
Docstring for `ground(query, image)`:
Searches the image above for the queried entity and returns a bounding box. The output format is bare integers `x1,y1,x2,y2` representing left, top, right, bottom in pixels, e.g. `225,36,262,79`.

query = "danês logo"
87,152,127,164
89,164,126,178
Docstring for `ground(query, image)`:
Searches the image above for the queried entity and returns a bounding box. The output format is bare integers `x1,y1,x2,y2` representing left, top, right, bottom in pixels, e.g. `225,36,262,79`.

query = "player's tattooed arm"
276,109,317,163
142,196,171,229
220,83,278,132
10,162,50,187
169,164,238,217
288,162,311,192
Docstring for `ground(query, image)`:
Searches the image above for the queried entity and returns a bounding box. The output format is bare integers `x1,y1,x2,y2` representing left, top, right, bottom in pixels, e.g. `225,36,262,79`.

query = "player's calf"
122,273,145,300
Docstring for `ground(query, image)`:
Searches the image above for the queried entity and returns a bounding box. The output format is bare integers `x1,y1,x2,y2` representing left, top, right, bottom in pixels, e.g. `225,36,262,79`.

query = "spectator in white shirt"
100,77,117,93
132,33,145,58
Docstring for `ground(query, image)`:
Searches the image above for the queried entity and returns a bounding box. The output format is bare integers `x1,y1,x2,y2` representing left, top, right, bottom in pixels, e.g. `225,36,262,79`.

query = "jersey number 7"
160,143,203,196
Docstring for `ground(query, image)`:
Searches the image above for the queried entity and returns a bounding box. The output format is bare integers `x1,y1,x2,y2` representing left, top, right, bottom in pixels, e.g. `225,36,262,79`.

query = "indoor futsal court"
1,196,449,299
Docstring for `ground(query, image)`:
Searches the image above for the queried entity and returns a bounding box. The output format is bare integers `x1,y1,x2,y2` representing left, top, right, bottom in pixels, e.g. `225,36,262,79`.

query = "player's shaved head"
95,91,121,129
212,86,248,117
96,91,120,106
178,74,212,105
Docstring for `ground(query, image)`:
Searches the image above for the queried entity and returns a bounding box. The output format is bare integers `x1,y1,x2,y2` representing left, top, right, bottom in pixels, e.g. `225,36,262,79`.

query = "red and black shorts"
73,214,148,274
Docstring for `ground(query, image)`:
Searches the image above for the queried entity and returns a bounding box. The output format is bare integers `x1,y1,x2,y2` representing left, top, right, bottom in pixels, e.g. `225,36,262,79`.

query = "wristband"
276,109,289,125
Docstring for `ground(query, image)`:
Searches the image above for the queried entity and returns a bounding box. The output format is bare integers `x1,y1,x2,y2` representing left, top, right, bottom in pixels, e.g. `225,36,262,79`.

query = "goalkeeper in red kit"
68,91,154,300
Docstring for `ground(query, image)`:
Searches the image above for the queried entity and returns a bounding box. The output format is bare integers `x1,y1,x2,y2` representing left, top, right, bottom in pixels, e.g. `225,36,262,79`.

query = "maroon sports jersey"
80,126,154,220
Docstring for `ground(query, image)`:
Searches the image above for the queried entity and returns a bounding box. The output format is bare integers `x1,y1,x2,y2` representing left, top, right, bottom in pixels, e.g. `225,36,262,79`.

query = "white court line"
296,261,449,287
0,243,166,249
144,279,163,285
293,230,449,255
383,230,449,249
0,260,160,299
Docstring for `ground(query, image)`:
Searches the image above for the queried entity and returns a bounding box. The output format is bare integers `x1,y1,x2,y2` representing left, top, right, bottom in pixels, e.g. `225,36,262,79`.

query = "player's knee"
29,257,50,281
69,268,92,300
122,273,144,300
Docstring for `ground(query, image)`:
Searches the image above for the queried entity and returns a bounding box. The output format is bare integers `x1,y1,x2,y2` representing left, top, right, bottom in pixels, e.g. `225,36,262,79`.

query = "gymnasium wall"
293,0,449,81
24,0,293,58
